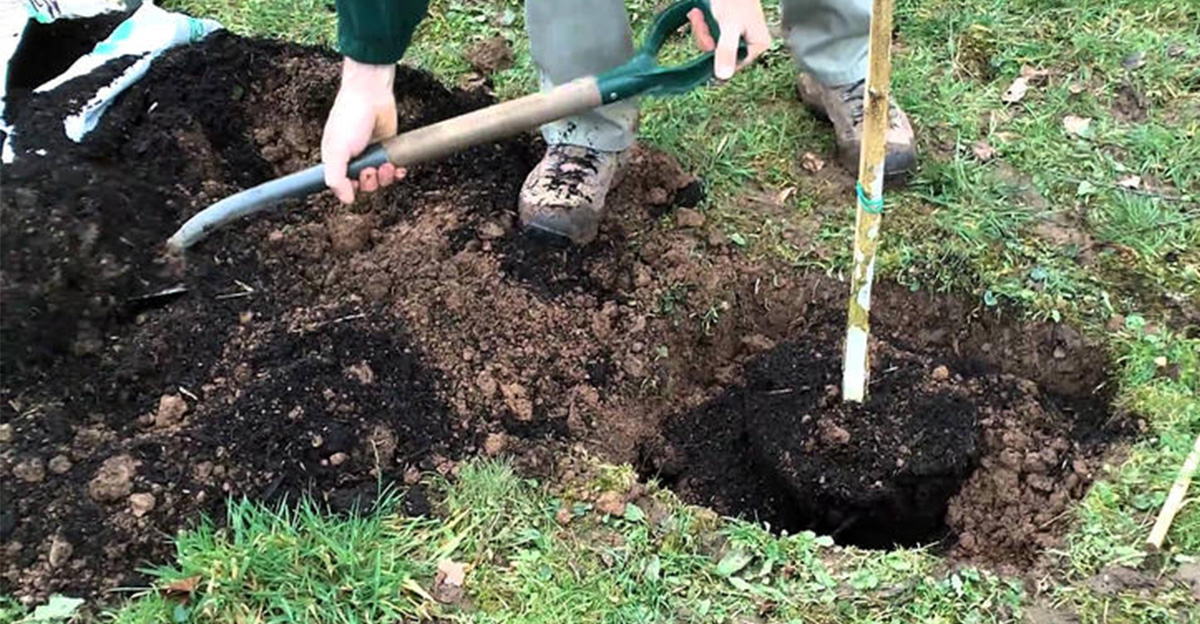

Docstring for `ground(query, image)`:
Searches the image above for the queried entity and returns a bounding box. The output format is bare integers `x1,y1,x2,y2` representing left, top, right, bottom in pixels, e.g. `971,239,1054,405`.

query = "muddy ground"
1,29,1123,602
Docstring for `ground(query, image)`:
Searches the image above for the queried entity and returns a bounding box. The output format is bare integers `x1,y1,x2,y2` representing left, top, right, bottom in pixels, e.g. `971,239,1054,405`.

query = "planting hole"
642,299,1121,559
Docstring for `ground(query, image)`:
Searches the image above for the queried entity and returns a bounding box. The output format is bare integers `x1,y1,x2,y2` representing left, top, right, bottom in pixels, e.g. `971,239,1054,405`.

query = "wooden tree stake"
1146,433,1200,550
842,0,895,402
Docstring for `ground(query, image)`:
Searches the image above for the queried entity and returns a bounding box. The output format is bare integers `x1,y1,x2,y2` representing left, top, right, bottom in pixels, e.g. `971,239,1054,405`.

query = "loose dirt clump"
466,36,514,75
2,31,1124,603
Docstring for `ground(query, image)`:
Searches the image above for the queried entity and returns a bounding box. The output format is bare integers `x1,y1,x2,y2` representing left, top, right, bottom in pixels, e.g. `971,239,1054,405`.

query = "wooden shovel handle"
378,77,603,167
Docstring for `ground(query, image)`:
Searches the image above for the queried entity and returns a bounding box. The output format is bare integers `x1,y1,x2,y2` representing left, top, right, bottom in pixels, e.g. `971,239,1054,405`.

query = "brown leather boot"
797,74,917,184
518,144,627,245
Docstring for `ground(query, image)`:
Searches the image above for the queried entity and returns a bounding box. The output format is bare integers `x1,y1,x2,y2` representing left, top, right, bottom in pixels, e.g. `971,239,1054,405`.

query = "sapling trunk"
842,0,895,403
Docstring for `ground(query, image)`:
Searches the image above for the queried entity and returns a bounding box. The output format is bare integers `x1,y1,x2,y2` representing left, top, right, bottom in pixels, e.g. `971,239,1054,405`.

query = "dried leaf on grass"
800,152,826,173
432,559,468,604
1118,175,1142,189
436,559,466,587
1063,115,1093,137
1002,67,1049,104
162,576,201,597
1020,65,1050,85
972,141,996,162
1002,77,1029,103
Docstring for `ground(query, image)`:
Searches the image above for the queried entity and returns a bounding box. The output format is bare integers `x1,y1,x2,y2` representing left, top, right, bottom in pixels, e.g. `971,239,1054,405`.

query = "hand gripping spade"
167,0,743,250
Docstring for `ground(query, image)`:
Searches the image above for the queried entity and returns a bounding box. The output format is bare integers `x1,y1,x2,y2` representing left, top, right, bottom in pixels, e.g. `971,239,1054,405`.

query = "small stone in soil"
404,465,422,485
483,433,507,457
47,455,72,474
555,506,573,525
129,492,156,517
478,221,506,240
13,457,45,483
192,461,214,482
741,334,776,353
48,535,72,568
931,365,951,381
435,457,457,476
595,490,626,516
346,362,375,385
88,455,138,503
675,208,705,228
500,383,533,421
818,420,852,446
155,394,188,428
0,423,12,443
328,452,349,467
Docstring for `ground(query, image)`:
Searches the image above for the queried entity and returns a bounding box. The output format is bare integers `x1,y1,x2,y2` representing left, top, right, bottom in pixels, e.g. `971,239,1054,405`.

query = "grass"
46,459,1196,623
4,0,1197,621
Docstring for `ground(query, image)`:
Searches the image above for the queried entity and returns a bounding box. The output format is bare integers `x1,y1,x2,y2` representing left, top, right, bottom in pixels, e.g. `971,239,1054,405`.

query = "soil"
465,36,514,76
5,11,129,86
1,32,1124,603
3,10,133,123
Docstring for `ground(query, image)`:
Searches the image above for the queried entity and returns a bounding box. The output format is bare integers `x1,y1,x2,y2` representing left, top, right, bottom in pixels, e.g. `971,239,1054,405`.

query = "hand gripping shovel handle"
167,0,738,250
166,79,603,249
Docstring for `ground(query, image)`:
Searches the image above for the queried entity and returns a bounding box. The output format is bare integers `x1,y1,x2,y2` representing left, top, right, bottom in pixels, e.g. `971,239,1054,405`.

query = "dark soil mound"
4,10,131,107
0,33,504,600
1,29,1123,604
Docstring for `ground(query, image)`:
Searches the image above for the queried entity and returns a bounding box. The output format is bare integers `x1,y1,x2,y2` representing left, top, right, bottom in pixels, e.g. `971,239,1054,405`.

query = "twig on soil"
1146,433,1200,550
215,280,256,300
127,283,188,303
867,365,901,386
300,312,369,333
330,312,367,325
178,386,199,402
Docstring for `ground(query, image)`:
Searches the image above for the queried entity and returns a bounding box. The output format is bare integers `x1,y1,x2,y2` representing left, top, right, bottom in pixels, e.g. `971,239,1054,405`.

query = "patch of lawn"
109,492,443,623
98,458,1196,623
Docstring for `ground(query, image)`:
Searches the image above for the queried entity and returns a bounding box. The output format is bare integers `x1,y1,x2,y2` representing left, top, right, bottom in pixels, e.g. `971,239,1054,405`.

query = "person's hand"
321,57,405,204
687,0,771,80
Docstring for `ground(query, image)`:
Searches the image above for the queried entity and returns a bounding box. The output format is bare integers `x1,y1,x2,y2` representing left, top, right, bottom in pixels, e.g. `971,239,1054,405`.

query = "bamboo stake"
842,0,895,402
1146,433,1200,550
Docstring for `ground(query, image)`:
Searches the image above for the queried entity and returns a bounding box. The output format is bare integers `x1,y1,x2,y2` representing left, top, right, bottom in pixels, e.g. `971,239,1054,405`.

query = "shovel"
167,0,739,250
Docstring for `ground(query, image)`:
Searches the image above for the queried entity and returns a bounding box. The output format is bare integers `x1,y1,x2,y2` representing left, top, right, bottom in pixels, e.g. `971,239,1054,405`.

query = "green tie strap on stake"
842,0,895,403
856,182,885,215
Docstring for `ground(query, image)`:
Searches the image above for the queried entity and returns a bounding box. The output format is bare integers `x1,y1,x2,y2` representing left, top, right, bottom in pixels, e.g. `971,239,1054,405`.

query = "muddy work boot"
518,144,627,245
797,74,917,184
